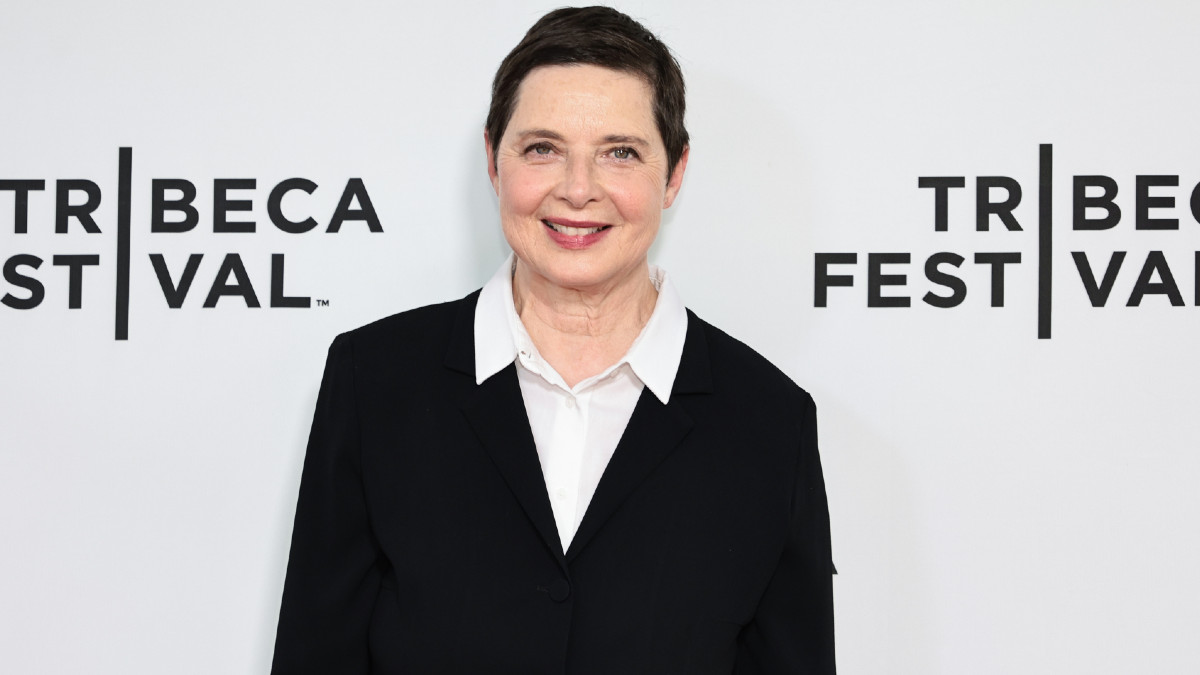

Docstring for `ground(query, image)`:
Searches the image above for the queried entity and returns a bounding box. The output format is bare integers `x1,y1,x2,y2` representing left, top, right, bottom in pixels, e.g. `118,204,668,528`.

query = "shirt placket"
548,387,589,550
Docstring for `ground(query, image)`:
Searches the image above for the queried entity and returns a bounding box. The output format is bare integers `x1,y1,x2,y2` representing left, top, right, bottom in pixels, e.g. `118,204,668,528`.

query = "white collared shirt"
474,253,689,551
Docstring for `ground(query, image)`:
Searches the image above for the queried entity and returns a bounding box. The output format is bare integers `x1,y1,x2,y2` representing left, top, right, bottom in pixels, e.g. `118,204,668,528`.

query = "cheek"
609,178,666,232
498,169,551,219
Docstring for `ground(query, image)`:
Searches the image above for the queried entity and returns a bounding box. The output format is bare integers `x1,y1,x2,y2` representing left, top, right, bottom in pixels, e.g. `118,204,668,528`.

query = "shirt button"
565,397,576,409
555,488,568,500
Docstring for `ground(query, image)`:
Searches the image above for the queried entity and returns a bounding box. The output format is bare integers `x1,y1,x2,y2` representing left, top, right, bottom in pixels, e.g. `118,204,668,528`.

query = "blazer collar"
443,290,478,377
447,290,714,565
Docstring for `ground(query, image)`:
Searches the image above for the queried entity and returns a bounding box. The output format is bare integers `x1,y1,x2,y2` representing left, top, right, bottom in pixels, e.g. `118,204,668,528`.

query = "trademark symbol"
316,299,330,307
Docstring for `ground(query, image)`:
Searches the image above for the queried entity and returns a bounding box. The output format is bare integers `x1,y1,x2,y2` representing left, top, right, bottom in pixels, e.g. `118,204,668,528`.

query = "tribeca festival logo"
1,147,381,339
812,144,1200,338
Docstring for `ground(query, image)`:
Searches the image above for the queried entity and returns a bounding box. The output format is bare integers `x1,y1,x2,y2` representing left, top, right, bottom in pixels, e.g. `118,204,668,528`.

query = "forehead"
508,65,658,140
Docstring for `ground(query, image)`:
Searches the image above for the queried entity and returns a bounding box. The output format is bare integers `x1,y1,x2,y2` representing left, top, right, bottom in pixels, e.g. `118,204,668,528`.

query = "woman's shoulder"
329,290,481,361
686,309,815,411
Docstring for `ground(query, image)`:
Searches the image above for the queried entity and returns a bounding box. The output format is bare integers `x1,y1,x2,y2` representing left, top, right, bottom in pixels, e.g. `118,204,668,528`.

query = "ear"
662,144,689,209
484,130,500,195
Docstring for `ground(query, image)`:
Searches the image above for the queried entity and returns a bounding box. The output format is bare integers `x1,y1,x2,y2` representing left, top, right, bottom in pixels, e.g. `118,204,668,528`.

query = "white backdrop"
3,1,1198,673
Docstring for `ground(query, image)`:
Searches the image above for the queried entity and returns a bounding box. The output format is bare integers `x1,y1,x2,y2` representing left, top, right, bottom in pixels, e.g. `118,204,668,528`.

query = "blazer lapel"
446,292,566,568
460,367,568,571
449,292,715,569
566,311,713,562
565,389,694,561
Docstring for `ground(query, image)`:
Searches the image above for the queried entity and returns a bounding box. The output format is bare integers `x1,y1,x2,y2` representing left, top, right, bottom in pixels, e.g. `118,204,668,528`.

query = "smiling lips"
542,218,613,249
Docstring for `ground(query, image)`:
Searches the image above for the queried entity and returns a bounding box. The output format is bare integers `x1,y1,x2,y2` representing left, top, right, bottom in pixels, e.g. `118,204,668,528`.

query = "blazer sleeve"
271,334,383,674
736,393,836,674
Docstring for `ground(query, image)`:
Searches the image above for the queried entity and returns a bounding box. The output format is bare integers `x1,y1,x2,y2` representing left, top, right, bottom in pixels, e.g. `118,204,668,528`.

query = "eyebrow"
513,129,651,146
514,129,565,142
600,134,650,146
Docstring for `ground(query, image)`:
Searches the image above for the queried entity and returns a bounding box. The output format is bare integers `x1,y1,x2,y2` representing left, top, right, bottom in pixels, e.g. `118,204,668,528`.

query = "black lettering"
974,252,1021,307
2,254,45,309
0,180,46,234
268,178,319,234
270,254,311,308
1135,175,1178,230
922,252,965,308
150,253,203,308
1073,175,1121,230
214,179,256,233
1127,251,1183,306
202,253,261,308
975,176,1022,231
868,253,910,308
327,178,383,232
1037,144,1053,340
54,180,102,234
151,179,199,233
1071,251,1126,307
814,253,856,307
51,254,100,308
1192,181,1200,226
918,177,965,232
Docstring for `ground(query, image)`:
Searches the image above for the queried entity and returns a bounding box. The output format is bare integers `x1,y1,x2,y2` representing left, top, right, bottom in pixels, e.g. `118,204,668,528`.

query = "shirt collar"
473,253,688,404
473,255,521,386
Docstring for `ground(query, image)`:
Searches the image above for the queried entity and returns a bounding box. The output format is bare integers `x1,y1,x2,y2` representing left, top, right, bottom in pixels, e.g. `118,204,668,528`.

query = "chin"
550,257,646,291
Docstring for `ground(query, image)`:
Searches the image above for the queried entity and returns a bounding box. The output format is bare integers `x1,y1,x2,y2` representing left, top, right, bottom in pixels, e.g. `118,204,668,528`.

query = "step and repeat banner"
2,1,1197,673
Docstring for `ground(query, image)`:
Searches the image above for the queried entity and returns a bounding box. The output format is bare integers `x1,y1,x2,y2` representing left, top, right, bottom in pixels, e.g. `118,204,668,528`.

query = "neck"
512,259,657,388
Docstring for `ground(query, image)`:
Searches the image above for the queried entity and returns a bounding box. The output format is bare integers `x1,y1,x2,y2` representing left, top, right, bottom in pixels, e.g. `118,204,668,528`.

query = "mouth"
542,219,612,236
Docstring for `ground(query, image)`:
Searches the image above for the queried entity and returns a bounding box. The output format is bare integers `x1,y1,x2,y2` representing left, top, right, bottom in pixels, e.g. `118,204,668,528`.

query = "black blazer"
272,291,835,674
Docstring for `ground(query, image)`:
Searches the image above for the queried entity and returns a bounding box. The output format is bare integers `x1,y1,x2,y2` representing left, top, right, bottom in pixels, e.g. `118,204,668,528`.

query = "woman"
272,7,834,674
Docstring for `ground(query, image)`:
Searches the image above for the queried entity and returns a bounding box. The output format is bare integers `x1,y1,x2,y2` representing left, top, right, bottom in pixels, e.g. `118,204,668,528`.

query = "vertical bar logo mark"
1038,143,1053,339
116,147,132,340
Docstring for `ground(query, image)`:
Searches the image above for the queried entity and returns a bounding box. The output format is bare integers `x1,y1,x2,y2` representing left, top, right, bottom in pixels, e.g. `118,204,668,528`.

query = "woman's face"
487,65,687,295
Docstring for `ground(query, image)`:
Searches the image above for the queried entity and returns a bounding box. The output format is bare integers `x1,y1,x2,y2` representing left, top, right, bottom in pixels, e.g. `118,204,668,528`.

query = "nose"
556,154,602,208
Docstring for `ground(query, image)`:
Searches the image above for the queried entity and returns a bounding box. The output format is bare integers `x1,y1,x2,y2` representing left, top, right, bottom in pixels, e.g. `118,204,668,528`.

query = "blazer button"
548,579,571,602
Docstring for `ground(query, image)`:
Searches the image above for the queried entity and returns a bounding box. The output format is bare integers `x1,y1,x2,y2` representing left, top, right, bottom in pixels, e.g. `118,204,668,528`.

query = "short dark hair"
486,6,689,177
